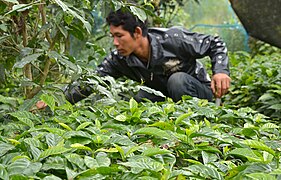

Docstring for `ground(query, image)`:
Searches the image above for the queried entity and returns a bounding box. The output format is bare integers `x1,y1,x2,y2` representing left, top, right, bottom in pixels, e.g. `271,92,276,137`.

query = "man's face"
109,25,137,56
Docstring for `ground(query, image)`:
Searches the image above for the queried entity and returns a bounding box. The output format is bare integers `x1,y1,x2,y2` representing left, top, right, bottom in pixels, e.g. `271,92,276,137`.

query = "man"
64,8,231,104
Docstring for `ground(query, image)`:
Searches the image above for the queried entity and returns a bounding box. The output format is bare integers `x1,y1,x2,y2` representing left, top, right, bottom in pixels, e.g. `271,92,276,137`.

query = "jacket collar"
148,33,164,64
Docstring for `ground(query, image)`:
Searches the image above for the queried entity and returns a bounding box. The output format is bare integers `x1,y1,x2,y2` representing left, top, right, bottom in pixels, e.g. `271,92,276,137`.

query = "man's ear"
134,27,143,38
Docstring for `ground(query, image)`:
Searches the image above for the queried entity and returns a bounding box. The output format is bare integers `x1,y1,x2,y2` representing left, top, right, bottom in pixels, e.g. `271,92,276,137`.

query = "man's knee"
167,72,213,102
167,72,196,101
167,72,192,90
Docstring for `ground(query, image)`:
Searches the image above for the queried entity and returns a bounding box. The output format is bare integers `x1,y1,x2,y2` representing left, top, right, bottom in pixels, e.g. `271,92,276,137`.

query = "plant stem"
39,1,53,86
21,9,33,97
28,2,54,98
39,2,52,44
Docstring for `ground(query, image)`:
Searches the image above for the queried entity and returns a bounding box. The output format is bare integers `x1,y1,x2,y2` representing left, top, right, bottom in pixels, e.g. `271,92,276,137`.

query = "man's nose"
113,37,119,46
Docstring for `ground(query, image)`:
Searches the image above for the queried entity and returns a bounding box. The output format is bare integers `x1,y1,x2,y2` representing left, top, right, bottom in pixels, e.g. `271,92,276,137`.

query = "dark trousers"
134,72,213,102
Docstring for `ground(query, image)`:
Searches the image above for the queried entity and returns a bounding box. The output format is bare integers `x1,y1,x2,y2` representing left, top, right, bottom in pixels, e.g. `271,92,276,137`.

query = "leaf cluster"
224,51,281,120
1,81,281,179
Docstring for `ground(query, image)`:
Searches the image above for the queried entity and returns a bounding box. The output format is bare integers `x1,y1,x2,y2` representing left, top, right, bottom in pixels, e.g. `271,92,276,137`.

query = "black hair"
106,8,148,37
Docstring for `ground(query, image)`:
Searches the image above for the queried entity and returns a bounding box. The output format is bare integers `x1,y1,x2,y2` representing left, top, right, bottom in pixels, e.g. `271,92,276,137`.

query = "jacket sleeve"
96,50,124,78
179,28,230,76
64,81,92,104
64,50,122,104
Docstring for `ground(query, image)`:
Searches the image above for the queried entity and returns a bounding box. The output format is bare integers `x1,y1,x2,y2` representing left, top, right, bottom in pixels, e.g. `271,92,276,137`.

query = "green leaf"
142,147,171,156
40,146,70,159
96,152,111,167
57,24,68,38
102,122,130,131
17,118,34,128
268,104,281,110
187,164,223,180
170,170,193,178
23,162,42,176
129,6,147,23
95,147,118,153
64,131,92,139
84,152,110,168
228,148,262,162
134,127,173,140
44,128,65,136
58,122,72,131
66,166,78,180
164,104,175,114
258,93,274,101
114,144,125,161
0,142,15,157
0,94,18,106
246,173,275,180
270,168,281,175
149,121,174,131
261,123,279,130
175,111,193,125
9,111,40,123
119,155,164,172
111,0,122,10
76,167,120,178
242,128,257,137
84,156,98,169
105,134,135,146
13,53,42,68
272,90,281,95
45,133,63,147
76,122,92,131
201,151,218,165
11,3,32,12
53,0,91,33
42,175,62,180
65,153,85,169
126,146,140,157
41,157,65,171
9,175,29,180
195,145,222,154
2,0,19,4
115,114,127,122
132,109,143,119
7,139,20,145
23,138,41,148
129,98,138,114
147,106,163,116
7,158,29,175
139,86,166,98
5,1,38,16
41,94,55,111
55,55,78,71
7,158,41,176
29,146,42,160
0,164,8,180
242,140,275,155
70,143,92,151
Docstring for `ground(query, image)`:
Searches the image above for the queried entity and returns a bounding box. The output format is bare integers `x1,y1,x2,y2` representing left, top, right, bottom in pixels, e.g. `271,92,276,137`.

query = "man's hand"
211,73,231,98
36,100,47,110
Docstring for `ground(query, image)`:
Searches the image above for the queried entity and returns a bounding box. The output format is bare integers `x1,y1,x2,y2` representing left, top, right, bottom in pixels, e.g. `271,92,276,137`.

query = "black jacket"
97,27,229,94
65,27,230,103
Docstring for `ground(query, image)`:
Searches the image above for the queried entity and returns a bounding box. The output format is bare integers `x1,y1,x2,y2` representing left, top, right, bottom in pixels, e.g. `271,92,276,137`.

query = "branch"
29,2,55,98
39,3,52,44
20,8,33,96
